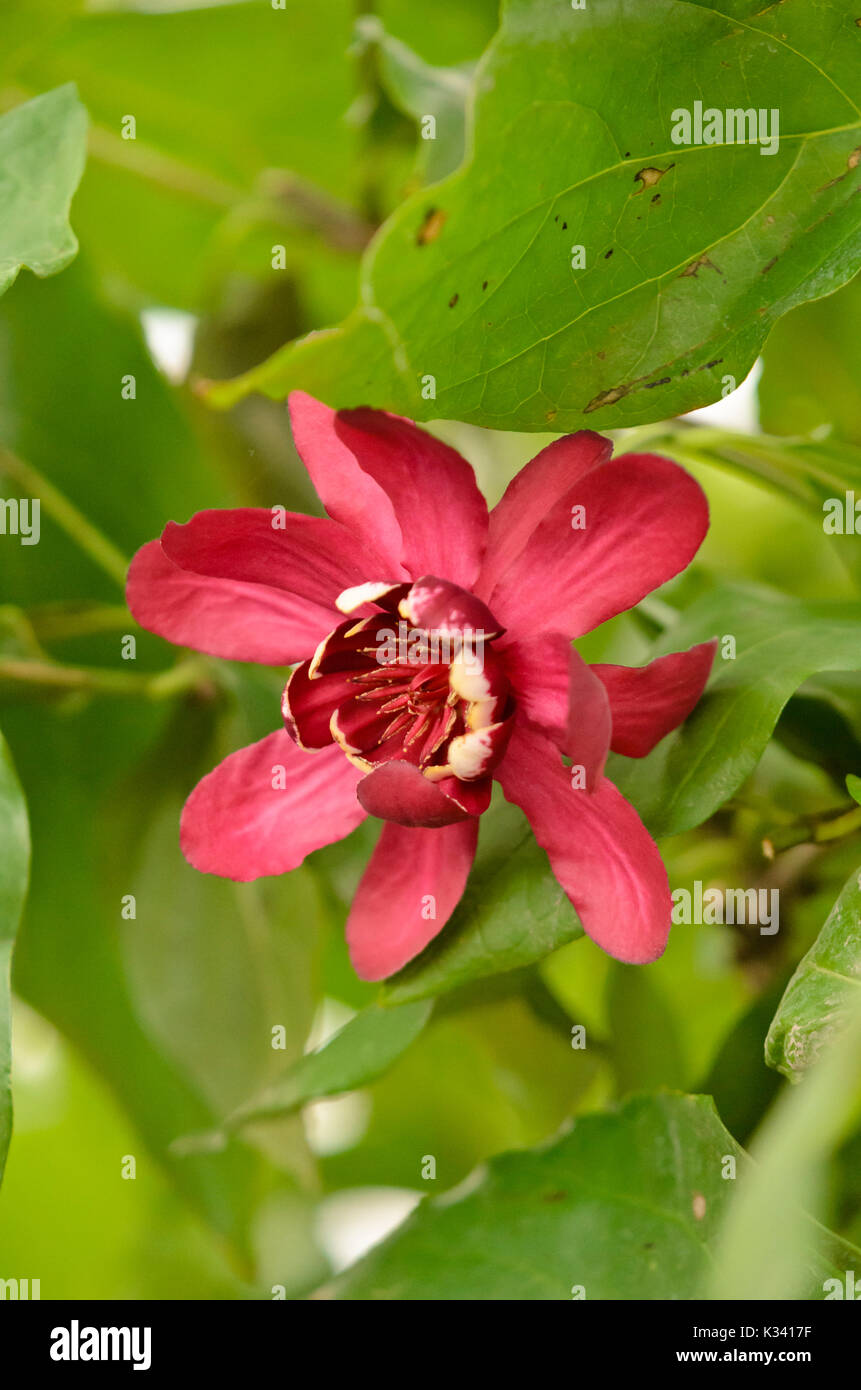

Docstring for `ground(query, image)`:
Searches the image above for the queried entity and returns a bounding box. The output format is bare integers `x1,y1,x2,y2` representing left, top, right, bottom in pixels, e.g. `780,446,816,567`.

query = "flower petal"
347,819,478,979
127,540,331,664
488,453,709,641
161,508,391,622
282,662,359,749
593,640,717,757
476,430,612,598
329,403,489,586
180,731,365,880
400,575,502,638
496,722,672,963
356,760,473,827
289,391,407,577
503,634,610,789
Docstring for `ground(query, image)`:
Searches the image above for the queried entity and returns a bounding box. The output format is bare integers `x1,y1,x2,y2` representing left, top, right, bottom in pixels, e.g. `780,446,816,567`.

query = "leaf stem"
0,445,129,590
0,656,216,702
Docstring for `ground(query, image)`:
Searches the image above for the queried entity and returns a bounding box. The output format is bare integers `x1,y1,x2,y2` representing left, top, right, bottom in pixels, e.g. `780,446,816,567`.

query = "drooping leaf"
381,797,582,1006
334,1091,855,1300
206,0,861,431
0,84,87,298
765,864,861,1082
610,584,861,838
0,729,29,1188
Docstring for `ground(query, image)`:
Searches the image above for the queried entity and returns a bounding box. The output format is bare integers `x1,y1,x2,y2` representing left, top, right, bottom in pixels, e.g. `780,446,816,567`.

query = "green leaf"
357,15,472,184
381,797,582,1006
610,584,861,839
847,773,861,806
176,1000,433,1154
334,1091,854,1300
0,729,29,1189
207,0,861,428
765,864,861,1082
0,84,87,298
710,991,861,1299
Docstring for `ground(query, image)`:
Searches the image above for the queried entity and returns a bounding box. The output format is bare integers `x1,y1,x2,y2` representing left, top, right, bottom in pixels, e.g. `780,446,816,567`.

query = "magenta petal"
282,662,359,749
127,540,332,664
488,453,709,641
503,634,610,789
476,430,612,599
593,640,717,757
356,761,472,827
289,392,407,577
347,819,478,979
161,508,390,620
496,722,672,963
401,575,503,636
332,406,488,587
180,731,365,880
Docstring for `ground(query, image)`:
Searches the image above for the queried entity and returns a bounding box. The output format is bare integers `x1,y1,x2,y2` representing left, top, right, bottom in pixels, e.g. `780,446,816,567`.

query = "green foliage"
206,0,861,429
0,0,860,1303
335,1092,856,1300
766,864,861,1081
611,585,861,838
0,85,87,298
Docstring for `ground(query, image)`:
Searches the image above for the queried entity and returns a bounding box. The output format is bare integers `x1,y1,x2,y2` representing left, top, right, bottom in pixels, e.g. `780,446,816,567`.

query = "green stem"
0,446,129,589
0,656,215,701
762,804,861,858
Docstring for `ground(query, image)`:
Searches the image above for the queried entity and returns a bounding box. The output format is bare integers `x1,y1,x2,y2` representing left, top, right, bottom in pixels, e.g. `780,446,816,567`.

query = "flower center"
284,577,514,784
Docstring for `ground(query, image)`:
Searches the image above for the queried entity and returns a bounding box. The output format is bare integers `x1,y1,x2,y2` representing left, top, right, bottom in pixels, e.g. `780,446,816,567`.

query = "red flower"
127,392,714,980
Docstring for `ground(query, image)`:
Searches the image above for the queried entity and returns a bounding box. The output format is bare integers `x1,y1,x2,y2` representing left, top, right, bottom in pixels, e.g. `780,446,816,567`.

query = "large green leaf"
334,1091,855,1300
0,730,29,1188
610,584,861,838
207,0,861,429
766,864,861,1081
0,84,87,298
381,797,582,1006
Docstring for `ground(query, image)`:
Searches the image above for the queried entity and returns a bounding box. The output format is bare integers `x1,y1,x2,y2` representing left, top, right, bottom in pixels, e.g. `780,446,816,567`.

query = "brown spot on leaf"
542,1189,568,1202
585,384,630,413
762,255,778,273
651,193,661,204
817,146,861,192
545,408,558,422
604,249,614,259
448,293,459,308
417,208,447,245
681,256,720,278
692,1192,707,1221
633,163,674,194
